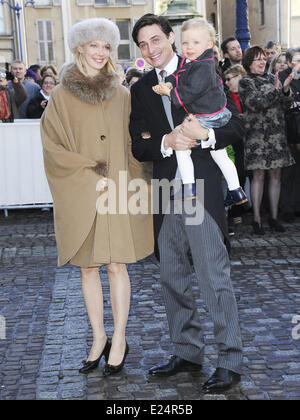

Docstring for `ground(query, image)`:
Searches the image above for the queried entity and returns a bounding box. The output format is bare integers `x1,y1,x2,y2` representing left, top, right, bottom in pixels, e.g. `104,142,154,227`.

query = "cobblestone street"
0,209,299,401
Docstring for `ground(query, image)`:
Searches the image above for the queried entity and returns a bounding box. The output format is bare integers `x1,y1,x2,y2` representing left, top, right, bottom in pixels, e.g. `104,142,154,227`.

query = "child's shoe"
170,183,197,200
224,187,248,208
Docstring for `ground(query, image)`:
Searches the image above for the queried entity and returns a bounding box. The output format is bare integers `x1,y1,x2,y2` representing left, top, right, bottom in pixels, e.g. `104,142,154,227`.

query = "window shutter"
36,20,55,65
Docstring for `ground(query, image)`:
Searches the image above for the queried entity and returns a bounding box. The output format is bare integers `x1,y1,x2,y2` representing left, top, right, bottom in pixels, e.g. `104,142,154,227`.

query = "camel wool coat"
41,64,153,267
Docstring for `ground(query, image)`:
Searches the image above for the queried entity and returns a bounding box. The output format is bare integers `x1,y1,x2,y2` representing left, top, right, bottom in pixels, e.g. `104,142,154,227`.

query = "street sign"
135,58,145,69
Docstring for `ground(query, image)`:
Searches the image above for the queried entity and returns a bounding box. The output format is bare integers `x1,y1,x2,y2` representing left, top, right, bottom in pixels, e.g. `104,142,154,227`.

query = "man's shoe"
224,187,248,208
149,355,202,377
202,367,241,393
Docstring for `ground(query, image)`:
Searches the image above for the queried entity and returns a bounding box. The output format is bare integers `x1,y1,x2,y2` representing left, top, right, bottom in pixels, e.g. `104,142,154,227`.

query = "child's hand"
152,82,172,96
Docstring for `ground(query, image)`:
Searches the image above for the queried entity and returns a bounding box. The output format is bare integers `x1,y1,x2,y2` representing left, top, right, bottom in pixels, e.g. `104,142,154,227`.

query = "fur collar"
60,63,120,104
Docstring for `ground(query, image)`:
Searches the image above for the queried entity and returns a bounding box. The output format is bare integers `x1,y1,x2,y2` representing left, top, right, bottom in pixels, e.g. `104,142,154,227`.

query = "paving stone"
1,209,300,400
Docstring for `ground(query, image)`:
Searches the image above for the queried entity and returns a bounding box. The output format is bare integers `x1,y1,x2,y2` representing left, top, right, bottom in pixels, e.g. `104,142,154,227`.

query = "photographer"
0,68,27,122
27,74,56,119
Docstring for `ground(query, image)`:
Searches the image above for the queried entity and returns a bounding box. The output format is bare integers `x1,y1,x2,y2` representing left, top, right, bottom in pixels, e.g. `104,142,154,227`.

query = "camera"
5,71,15,81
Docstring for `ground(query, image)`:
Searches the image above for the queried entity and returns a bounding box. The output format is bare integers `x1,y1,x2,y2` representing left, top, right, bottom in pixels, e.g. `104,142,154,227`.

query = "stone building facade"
1,0,299,70
0,0,154,69
205,0,300,50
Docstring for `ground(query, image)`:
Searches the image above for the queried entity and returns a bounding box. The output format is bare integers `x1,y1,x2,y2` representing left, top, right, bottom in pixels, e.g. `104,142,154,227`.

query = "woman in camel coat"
41,18,153,376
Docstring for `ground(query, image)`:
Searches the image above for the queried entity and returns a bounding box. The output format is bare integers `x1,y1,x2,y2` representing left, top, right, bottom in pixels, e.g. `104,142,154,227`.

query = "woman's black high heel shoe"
79,338,111,374
252,221,265,235
103,341,129,377
268,218,285,233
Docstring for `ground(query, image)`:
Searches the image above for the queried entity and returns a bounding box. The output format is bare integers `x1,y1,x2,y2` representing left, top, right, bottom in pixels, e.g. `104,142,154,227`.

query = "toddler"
153,17,247,206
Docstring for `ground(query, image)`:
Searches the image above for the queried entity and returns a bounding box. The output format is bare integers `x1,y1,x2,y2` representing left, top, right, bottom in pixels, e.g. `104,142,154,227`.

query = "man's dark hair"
264,41,280,50
286,47,300,64
29,64,41,74
132,13,177,52
221,36,237,55
242,45,266,72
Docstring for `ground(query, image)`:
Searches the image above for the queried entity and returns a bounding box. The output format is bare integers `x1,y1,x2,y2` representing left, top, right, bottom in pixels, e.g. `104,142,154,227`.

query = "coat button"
100,135,106,141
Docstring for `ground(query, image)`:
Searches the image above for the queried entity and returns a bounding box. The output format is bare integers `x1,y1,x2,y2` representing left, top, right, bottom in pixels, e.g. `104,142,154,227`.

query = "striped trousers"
157,201,243,373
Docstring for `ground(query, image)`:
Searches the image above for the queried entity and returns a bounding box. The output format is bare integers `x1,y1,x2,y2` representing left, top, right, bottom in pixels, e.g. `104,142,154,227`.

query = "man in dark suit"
130,14,244,393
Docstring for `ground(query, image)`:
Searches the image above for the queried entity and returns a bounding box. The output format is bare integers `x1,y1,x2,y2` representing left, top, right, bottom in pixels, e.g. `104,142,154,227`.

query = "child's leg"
175,150,195,184
210,149,240,191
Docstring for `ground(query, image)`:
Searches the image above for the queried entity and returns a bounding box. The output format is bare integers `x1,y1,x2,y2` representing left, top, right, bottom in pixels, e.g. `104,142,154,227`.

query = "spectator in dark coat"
27,74,56,119
239,46,295,235
278,47,300,222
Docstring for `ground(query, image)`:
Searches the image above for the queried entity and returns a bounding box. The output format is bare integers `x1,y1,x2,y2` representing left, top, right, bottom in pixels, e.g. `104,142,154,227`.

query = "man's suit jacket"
129,58,245,260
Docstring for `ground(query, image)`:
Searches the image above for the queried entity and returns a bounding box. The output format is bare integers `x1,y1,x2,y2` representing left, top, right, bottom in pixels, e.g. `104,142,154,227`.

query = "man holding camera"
8,60,40,119
0,68,27,122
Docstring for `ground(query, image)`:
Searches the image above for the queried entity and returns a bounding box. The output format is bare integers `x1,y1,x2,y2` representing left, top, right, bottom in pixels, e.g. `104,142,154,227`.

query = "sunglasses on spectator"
225,75,239,82
43,81,55,85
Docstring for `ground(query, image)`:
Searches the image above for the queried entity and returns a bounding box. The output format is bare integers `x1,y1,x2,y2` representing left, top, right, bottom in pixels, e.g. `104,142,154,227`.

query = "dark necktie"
158,69,174,129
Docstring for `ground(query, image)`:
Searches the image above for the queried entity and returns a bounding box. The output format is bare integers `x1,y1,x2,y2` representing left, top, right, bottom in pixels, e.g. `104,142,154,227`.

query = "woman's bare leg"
81,267,107,361
106,263,131,365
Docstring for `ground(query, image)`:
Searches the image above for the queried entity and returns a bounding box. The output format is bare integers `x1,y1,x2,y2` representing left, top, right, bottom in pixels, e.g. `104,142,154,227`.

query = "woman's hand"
282,71,294,93
180,114,209,141
40,100,48,109
275,71,280,90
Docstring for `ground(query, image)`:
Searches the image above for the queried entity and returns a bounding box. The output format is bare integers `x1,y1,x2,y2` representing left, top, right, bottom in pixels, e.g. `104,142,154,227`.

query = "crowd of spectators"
218,39,300,234
0,62,58,122
0,38,299,232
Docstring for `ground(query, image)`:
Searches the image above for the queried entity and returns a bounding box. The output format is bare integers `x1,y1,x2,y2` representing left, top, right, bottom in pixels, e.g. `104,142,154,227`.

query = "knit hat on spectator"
68,18,120,54
25,69,37,81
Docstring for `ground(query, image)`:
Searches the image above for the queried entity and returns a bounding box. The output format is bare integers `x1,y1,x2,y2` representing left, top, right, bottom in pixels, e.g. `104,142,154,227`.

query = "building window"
37,20,55,65
0,5,5,34
94,0,129,4
116,20,131,61
259,0,265,26
94,0,109,5
34,0,53,6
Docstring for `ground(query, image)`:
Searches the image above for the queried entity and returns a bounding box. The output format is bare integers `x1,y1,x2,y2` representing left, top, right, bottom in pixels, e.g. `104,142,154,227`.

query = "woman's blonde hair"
181,18,216,43
268,52,287,75
223,64,246,78
75,48,117,78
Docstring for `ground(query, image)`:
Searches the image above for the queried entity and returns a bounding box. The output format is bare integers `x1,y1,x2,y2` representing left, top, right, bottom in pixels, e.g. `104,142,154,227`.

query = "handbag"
285,101,300,144
0,89,11,120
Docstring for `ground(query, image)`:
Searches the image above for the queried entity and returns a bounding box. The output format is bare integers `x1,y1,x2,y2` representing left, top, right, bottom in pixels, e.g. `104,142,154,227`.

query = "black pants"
279,144,300,215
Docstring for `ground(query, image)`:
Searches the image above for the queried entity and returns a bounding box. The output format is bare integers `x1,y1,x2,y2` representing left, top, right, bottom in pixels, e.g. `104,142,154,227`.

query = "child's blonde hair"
181,18,216,43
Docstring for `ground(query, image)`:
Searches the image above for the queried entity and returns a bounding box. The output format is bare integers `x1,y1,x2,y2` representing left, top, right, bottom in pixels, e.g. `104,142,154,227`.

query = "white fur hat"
68,18,120,54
